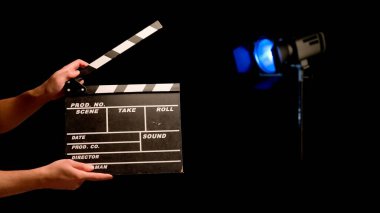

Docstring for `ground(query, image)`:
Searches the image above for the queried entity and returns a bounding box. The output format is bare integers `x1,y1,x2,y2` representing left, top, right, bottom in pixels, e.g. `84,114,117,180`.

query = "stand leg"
298,67,304,160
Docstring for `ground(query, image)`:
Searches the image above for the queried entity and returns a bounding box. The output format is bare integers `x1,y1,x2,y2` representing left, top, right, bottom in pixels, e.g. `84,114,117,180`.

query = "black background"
0,2,368,209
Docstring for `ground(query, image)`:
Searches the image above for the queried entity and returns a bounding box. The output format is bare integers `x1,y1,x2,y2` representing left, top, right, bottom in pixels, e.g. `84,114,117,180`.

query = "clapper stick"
65,20,163,94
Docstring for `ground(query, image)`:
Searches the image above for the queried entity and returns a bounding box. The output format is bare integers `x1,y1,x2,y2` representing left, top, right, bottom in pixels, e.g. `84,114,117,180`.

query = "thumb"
69,160,94,172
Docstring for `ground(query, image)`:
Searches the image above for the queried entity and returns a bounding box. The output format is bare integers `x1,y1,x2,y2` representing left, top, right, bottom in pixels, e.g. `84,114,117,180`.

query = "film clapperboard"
64,21,183,175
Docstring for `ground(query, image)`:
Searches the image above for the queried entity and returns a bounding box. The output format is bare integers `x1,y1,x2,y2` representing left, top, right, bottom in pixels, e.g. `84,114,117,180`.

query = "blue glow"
233,46,251,73
255,76,281,90
254,38,276,73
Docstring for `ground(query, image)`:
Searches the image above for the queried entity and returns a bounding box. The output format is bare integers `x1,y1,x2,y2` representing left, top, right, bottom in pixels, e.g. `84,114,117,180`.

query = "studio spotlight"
254,32,326,74
253,32,326,160
232,32,327,159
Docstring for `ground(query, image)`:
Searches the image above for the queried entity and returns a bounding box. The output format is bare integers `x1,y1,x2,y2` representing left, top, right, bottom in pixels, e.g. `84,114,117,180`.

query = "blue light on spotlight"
254,38,276,74
233,46,251,73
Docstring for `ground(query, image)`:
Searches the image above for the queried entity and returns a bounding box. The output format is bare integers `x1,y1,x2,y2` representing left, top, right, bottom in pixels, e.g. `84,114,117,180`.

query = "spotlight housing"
254,32,326,74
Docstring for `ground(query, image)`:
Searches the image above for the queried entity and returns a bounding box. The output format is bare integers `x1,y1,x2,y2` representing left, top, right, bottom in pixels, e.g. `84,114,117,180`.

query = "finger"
69,160,94,172
65,59,89,70
83,172,113,181
74,59,89,69
67,70,81,79
79,79,84,85
77,59,89,68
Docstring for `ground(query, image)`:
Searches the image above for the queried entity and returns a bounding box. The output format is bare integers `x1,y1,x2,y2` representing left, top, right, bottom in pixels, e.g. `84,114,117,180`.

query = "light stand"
291,60,309,160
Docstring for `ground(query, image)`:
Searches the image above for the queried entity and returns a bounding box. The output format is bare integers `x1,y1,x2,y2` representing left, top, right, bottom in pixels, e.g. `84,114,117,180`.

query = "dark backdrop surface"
0,2,359,209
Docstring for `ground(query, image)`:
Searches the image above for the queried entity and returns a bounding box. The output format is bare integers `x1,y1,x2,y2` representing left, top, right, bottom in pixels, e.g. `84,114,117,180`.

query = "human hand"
39,59,88,101
37,159,113,190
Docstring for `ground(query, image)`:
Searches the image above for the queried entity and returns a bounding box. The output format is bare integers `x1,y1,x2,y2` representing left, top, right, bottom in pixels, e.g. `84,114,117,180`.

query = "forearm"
0,85,50,133
0,60,86,133
0,168,43,198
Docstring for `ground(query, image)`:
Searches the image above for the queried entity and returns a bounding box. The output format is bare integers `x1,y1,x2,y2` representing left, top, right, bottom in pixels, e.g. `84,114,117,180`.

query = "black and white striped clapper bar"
65,83,183,175
65,20,163,95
